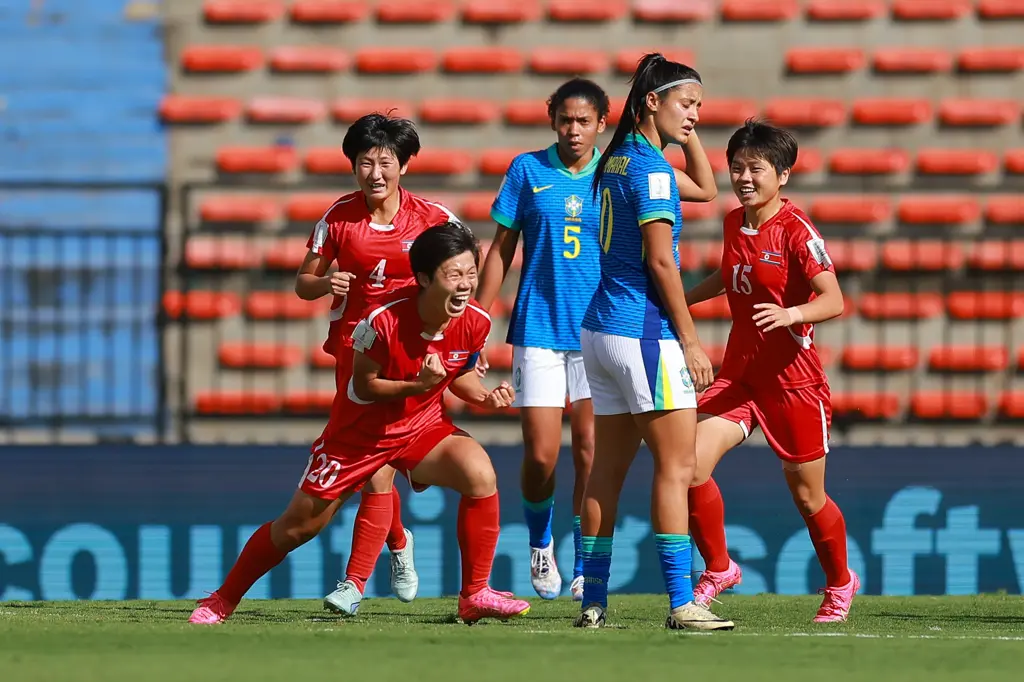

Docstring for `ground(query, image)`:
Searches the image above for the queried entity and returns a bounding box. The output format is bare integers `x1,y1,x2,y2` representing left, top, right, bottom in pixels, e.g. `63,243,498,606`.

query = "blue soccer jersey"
582,133,683,340
490,144,602,351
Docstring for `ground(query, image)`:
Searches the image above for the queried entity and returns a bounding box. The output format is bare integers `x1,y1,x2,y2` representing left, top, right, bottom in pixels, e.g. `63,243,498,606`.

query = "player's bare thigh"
782,456,828,516
692,415,747,485
363,464,398,493
271,488,354,550
409,434,497,498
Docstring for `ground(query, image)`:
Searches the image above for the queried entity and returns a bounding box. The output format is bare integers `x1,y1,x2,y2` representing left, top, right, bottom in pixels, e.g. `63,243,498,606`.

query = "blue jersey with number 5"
582,133,683,340
490,145,602,351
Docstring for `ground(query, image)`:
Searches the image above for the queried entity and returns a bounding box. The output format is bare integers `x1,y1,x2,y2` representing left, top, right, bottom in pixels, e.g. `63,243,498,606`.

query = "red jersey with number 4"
306,188,458,355
716,200,835,389
319,288,490,450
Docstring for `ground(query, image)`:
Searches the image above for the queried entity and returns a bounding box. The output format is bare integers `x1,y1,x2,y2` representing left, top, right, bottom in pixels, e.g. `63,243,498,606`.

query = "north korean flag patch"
760,250,783,266
448,350,469,363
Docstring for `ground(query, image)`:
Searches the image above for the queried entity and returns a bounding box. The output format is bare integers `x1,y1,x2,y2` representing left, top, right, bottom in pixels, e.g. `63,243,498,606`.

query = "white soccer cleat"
530,543,563,600
574,603,606,629
570,575,585,601
390,528,419,603
665,602,735,631
323,579,362,617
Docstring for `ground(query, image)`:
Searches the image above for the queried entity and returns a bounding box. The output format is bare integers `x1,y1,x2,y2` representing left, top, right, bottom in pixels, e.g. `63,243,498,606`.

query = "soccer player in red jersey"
189,222,531,625
293,113,459,614
683,120,857,622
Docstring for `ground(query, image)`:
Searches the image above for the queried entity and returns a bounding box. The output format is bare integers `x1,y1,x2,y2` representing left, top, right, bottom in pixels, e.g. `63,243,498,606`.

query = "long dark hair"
591,53,701,195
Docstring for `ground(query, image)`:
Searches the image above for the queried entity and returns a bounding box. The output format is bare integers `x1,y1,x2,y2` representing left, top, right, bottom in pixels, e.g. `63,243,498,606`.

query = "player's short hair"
409,222,480,283
726,118,799,174
342,113,421,167
547,78,611,123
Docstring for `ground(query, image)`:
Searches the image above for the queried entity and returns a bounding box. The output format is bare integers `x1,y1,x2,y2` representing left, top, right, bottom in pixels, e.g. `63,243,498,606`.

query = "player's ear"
416,272,430,288
399,164,409,176
778,168,791,188
596,117,607,134
645,90,660,113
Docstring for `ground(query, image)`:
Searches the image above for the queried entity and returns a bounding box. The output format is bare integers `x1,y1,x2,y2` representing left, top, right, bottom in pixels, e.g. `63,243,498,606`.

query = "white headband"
653,78,701,94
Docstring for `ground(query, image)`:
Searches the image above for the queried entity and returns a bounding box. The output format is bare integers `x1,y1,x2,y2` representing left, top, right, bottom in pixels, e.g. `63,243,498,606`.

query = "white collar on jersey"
368,222,395,232
420,331,444,341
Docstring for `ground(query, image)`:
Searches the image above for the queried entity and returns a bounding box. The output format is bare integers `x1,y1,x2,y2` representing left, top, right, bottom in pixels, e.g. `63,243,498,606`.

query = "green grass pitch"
2,595,1022,682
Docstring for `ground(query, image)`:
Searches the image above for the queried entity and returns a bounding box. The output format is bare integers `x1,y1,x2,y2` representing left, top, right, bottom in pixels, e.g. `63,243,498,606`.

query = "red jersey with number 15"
306,187,458,355
716,200,835,389
319,288,491,450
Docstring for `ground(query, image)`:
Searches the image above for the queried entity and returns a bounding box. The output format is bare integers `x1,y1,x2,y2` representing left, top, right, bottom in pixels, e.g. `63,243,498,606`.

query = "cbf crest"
564,195,583,219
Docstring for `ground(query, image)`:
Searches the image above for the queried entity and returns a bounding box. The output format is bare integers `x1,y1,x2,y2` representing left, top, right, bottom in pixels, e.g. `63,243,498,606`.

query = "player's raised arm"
673,131,717,202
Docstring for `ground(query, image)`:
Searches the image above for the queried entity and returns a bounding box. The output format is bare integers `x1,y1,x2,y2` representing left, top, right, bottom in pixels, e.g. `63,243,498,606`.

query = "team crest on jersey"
680,368,694,389
760,250,784,266
401,240,415,252
448,350,469,363
564,195,583,219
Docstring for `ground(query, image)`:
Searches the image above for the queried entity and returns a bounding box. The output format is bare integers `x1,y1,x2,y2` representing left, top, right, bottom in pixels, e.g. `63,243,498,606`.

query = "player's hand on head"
475,347,489,377
681,341,714,393
752,303,800,332
484,381,515,409
417,353,447,390
330,271,356,296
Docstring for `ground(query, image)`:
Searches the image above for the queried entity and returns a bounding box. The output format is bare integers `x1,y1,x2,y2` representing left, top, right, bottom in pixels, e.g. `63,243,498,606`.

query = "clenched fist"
417,353,447,391
483,381,516,409
330,271,357,296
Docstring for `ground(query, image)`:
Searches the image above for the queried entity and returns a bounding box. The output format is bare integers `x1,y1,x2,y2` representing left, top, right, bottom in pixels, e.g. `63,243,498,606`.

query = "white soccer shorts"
580,329,698,416
511,346,591,408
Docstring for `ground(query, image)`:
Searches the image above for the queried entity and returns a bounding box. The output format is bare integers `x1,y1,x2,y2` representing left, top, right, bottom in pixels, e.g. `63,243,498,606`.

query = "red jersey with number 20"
320,289,490,450
717,200,835,389
306,188,458,355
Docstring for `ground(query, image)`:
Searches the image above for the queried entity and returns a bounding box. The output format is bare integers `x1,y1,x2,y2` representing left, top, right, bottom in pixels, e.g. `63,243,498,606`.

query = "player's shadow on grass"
871,612,1024,625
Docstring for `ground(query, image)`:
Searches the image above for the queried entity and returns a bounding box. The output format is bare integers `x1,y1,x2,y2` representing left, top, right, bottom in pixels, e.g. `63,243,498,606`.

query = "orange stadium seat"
762,98,846,127
897,196,980,224
614,48,695,73
219,342,305,369
199,196,280,223
529,48,610,75
892,0,972,20
246,292,331,319
702,242,724,268
828,240,879,271
376,0,456,23
547,0,628,21
355,47,437,74
185,237,261,270
679,201,718,221
947,292,1024,320
792,149,823,174
269,46,349,72
939,98,1021,126
957,47,1024,72
858,292,944,319
873,47,953,73
986,196,1024,224
1005,149,1024,174
160,95,242,123
303,147,352,174
486,343,514,371
832,392,902,420
442,47,524,73
285,193,341,222
829,148,910,175
999,392,1024,420
689,297,731,320
289,0,370,23
703,343,726,369
806,0,886,21
929,345,1010,372
203,1,284,23
310,345,335,369
419,99,501,124
163,291,242,320
810,196,892,224
504,100,550,126
785,48,864,74
852,98,933,125
195,391,281,415
263,239,308,270
246,97,326,124
910,392,987,421
676,242,706,271
407,149,475,175
842,345,919,371
978,0,1024,19
916,149,999,175
331,98,412,122
479,149,521,175
882,240,965,271
461,0,542,23
282,391,335,414
443,392,468,416
969,241,1024,270
181,45,264,73
721,0,799,21
696,99,759,126
460,193,495,222
216,146,298,174
632,0,716,22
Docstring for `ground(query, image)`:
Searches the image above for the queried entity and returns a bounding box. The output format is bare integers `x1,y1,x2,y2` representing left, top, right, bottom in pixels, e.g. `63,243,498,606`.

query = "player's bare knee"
365,466,395,493
465,462,497,497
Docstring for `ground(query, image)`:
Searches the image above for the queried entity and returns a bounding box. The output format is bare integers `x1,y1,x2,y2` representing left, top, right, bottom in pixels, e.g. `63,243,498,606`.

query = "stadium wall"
1,445,1021,602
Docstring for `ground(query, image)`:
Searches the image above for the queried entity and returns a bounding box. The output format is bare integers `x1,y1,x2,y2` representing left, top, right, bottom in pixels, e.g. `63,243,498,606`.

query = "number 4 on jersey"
732,264,753,295
369,259,387,288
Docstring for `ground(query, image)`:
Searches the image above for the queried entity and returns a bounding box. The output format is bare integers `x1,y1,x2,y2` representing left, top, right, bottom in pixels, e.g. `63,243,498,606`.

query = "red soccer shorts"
698,378,831,463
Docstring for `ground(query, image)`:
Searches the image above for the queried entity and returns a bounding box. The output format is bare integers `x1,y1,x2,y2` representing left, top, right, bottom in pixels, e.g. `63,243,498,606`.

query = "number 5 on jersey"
369,259,387,288
732,264,753,295
563,225,580,259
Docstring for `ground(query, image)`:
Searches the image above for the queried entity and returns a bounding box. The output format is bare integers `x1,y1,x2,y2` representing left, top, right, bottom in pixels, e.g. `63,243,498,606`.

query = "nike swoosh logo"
532,185,553,193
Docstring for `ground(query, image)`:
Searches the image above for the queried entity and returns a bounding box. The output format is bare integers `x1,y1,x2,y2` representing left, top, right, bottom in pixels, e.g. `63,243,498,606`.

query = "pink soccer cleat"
188,592,236,625
693,559,743,608
457,587,531,625
813,570,860,623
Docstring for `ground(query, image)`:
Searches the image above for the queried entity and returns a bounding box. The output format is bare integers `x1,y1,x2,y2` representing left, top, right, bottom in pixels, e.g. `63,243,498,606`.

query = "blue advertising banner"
0,444,1021,601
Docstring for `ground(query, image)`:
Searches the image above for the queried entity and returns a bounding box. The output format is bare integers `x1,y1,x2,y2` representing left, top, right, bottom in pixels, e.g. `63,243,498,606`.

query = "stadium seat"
185,237,261,270
985,196,1024,224
946,292,1024,320
376,0,456,23
969,241,1024,271
842,345,919,371
246,291,331,319
263,239,308,270
269,46,349,72
632,0,715,21
219,342,305,369
461,0,542,23
910,392,987,421
282,391,335,414
928,345,1009,372
442,47,524,73
785,48,864,74
615,48,695,73
285,193,341,222
721,0,799,21
181,45,264,73
195,391,281,415
199,196,280,223
915,149,999,175
897,196,980,224
460,193,495,222
355,48,437,74
806,0,886,21
1005,149,1024,174
547,0,628,21
697,99,760,126
999,391,1024,419
675,242,706,271
504,100,550,126
892,0,972,20
290,0,370,23
939,99,1021,126
159,95,242,123
246,97,326,124
689,296,731,320
163,291,241,320
858,292,944,319
978,0,1024,19
419,99,501,124
957,47,1024,72
831,392,902,420
882,240,965,271
486,343,514,371
762,98,846,127
203,1,285,24
827,240,879,271
810,196,892,224
852,98,933,125
529,48,610,75
479,149,521,175
407,149,475,175
331,98,412,122
216,146,298,174
873,47,953,73
828,148,910,175
443,392,468,415
303,148,352,174
310,345,335,369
